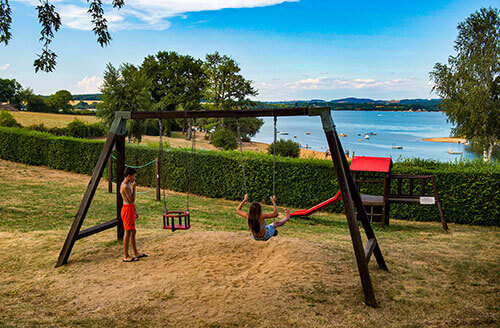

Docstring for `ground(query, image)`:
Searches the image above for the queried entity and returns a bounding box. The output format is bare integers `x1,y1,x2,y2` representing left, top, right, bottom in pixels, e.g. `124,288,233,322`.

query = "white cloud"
285,77,416,90
15,0,297,31
76,76,103,93
0,64,10,70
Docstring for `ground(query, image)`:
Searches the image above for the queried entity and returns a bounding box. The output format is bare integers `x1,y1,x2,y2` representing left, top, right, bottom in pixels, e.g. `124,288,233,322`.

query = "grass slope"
0,159,498,327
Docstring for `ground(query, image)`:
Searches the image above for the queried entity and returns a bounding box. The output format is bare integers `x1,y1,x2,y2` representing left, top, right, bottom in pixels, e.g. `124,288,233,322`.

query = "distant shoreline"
423,137,467,144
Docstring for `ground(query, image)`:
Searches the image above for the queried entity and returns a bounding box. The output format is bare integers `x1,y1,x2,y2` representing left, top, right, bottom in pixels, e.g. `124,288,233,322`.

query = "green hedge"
1,126,499,226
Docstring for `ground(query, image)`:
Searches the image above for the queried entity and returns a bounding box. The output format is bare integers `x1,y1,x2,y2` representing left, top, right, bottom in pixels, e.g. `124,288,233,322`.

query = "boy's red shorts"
121,204,136,230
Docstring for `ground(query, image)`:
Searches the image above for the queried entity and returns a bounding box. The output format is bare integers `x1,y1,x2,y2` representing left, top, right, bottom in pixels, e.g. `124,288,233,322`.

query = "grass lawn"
0,160,499,327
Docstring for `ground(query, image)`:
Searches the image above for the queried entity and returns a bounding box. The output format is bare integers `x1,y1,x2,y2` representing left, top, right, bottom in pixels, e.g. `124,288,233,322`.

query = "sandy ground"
423,137,468,144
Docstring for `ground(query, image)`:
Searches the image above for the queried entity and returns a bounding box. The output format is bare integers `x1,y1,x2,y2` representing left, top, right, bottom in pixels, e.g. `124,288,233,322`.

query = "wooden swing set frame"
56,107,388,307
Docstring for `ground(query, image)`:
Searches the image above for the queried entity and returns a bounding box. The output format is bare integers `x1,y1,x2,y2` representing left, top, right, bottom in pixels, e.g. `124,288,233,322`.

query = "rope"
186,118,195,212
237,118,249,199
111,155,156,169
273,115,277,197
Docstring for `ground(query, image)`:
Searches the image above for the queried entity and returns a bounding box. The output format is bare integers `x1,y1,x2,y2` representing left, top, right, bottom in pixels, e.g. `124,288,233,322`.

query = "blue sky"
1,0,497,100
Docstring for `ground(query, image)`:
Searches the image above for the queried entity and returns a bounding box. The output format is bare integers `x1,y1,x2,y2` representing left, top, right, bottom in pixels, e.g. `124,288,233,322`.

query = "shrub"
268,139,300,158
0,111,22,128
211,128,237,150
66,119,89,138
27,120,106,139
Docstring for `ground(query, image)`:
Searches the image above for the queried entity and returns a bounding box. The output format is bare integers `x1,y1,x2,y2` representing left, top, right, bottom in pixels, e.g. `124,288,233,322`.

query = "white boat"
364,135,370,140
448,148,463,155
339,133,347,137
392,146,403,149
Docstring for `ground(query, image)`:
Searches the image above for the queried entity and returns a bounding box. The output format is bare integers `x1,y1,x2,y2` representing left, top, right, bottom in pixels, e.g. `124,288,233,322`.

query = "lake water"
252,110,489,162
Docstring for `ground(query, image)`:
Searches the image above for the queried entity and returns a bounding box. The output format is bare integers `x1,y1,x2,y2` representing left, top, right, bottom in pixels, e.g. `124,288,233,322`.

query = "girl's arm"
236,194,248,218
262,195,278,219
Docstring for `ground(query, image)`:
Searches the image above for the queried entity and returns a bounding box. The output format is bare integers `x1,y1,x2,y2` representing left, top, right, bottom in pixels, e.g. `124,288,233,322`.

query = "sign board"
420,196,435,205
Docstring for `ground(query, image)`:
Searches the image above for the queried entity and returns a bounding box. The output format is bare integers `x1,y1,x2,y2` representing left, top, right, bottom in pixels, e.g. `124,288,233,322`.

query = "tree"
203,52,260,139
27,95,49,112
97,63,152,142
141,51,207,140
430,7,500,161
0,78,21,104
0,0,125,72
46,89,73,112
204,52,257,112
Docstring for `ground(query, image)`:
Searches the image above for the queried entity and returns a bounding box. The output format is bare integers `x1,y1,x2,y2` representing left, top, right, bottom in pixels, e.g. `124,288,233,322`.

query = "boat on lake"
339,133,347,137
365,132,377,135
392,146,403,149
306,132,311,135
279,132,289,135
364,135,370,140
448,148,463,155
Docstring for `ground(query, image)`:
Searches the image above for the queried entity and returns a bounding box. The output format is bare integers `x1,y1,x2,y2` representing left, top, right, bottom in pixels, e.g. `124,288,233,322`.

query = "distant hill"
330,97,384,104
255,98,443,111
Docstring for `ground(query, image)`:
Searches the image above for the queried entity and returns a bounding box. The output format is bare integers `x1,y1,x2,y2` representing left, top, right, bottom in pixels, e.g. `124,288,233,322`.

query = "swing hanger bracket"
109,111,132,136
308,107,335,132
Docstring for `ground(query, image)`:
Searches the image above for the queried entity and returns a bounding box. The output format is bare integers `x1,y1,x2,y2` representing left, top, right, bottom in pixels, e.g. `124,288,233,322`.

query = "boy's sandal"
123,257,139,262
135,253,148,258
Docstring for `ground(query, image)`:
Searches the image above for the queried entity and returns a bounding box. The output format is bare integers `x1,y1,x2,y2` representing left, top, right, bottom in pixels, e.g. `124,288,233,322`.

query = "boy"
120,167,147,262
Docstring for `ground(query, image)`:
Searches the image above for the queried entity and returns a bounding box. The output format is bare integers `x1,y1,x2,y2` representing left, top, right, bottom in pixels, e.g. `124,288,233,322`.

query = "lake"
252,110,493,162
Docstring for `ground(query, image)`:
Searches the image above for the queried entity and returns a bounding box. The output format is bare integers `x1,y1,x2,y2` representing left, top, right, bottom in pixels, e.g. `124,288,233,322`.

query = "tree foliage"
0,0,125,72
203,52,257,112
46,89,73,112
0,78,21,103
430,7,500,161
211,128,237,150
97,62,152,142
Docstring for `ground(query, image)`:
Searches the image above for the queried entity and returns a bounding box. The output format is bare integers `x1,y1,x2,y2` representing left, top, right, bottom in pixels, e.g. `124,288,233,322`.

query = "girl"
236,194,291,241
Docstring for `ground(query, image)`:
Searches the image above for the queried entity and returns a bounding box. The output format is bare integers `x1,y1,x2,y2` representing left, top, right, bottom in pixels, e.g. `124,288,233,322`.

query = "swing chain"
273,115,277,197
237,118,249,200
187,118,196,212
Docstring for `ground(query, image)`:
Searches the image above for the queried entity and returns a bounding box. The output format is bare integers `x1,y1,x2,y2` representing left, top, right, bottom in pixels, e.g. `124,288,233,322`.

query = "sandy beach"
423,137,468,144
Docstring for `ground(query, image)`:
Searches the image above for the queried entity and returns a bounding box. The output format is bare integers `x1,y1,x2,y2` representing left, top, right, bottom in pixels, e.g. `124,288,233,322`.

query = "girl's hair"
248,202,262,234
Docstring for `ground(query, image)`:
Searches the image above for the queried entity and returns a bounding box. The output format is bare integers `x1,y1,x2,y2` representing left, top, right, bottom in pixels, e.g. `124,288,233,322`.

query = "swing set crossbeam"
56,106,387,308
129,107,324,120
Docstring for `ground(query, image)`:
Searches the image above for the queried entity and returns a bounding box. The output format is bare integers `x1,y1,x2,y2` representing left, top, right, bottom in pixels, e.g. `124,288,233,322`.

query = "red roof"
350,156,392,173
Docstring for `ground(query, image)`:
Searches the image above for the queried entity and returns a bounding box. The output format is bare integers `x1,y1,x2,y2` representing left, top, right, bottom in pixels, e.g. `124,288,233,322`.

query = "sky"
1,0,498,101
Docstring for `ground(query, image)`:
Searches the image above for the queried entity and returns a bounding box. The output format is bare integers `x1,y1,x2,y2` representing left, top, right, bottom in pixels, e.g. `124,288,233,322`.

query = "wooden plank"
364,238,377,263
76,219,119,240
130,108,325,120
56,133,117,267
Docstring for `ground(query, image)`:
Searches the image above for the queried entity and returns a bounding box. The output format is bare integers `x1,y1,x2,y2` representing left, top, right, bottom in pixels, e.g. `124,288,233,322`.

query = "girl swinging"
236,194,290,241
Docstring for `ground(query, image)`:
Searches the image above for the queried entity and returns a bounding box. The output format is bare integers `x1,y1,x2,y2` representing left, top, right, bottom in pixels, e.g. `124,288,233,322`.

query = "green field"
10,111,99,128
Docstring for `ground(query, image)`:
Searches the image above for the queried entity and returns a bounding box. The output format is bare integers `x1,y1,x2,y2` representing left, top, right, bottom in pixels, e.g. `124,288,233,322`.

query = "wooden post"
116,135,125,241
156,158,160,201
432,176,448,233
55,133,117,267
318,111,379,307
108,156,113,193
